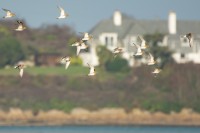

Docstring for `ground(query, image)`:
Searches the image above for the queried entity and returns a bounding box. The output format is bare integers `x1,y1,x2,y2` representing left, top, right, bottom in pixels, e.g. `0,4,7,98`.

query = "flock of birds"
1,7,193,78
113,32,193,77
113,36,162,76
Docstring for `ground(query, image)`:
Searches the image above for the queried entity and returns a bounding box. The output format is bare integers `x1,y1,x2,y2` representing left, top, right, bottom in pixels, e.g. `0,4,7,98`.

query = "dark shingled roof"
89,19,133,39
89,12,200,40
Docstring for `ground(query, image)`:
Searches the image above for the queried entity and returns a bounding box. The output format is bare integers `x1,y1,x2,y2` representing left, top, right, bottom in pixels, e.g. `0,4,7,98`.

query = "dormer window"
110,37,113,46
105,37,108,46
104,36,114,46
99,33,118,50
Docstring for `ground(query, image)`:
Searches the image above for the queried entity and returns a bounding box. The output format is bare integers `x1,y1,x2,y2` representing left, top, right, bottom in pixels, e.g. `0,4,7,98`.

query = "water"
0,126,200,133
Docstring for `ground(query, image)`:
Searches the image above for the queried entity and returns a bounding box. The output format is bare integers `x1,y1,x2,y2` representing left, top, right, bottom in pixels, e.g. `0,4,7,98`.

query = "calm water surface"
0,126,200,133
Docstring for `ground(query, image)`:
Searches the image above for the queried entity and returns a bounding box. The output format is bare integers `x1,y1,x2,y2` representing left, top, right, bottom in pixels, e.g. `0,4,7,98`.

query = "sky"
1,0,200,32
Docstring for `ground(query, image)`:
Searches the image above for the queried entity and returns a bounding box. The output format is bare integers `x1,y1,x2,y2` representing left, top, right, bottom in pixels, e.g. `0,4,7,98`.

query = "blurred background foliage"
0,21,199,114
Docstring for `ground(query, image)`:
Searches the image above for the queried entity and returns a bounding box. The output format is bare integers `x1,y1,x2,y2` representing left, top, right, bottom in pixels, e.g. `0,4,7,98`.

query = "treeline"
0,20,78,67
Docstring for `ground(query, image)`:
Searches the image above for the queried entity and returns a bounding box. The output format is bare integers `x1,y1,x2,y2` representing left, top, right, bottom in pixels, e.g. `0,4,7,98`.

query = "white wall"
172,53,200,64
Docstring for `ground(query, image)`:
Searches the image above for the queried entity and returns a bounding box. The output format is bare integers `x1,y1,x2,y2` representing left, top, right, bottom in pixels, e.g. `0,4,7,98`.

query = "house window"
104,36,114,46
110,37,113,46
181,53,185,58
105,37,108,46
100,33,117,48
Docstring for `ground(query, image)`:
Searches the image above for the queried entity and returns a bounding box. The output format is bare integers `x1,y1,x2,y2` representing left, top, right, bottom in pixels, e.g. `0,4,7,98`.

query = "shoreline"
0,108,200,126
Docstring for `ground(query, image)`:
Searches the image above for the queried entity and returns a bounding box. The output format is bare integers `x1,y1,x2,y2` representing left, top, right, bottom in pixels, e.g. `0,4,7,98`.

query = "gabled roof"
137,20,168,34
89,16,134,39
89,12,200,40
177,20,200,35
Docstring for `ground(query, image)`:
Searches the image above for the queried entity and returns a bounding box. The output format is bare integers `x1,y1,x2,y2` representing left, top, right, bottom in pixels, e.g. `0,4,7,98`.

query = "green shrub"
0,37,25,67
105,57,130,72
141,100,183,113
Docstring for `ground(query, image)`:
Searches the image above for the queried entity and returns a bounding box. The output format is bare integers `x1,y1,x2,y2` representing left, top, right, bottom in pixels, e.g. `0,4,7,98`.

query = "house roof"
89,12,200,39
89,16,134,39
177,20,200,35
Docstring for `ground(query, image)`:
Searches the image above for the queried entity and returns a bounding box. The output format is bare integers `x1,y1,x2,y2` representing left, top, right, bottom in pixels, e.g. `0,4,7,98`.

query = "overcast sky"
1,0,200,32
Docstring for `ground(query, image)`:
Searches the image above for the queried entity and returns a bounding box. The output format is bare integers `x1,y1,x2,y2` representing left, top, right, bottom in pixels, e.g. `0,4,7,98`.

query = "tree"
0,37,25,67
97,45,130,72
96,45,113,69
105,57,130,72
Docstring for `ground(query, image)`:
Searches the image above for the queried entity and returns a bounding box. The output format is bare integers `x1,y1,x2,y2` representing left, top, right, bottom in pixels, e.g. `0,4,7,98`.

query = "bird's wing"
132,42,140,48
19,69,24,77
17,21,24,26
188,39,192,47
76,46,81,55
84,33,89,38
17,24,23,29
58,6,65,16
2,8,10,12
7,11,12,16
65,61,70,69
87,63,91,68
148,53,153,59
80,42,88,49
138,36,146,46
137,47,142,53
17,20,21,24
137,36,143,43
71,42,79,46
18,20,24,24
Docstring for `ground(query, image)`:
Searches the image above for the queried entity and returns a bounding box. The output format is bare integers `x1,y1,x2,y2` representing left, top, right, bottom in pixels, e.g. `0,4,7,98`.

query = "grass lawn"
0,65,88,76
0,65,130,80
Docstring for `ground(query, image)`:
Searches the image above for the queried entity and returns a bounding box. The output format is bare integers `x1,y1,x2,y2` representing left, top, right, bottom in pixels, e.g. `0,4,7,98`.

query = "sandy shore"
0,108,200,126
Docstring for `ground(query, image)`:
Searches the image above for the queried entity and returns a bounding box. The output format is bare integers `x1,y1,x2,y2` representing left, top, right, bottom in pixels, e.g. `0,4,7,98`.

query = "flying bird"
132,43,143,56
61,56,71,69
2,8,15,18
15,20,26,31
181,33,193,47
71,41,80,47
57,6,69,19
87,63,96,76
147,53,156,65
14,64,26,78
138,36,148,50
113,47,123,58
79,32,93,41
152,68,161,76
76,41,88,56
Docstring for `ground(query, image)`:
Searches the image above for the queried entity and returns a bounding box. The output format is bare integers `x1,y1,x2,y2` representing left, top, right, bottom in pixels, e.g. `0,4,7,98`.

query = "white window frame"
99,33,118,50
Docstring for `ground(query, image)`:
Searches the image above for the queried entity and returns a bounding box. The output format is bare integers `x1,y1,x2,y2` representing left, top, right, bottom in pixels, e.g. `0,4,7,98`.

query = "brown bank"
0,108,200,126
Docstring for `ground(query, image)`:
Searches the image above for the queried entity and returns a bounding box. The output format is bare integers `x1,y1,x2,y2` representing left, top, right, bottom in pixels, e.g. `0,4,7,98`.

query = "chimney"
168,11,177,34
113,10,122,26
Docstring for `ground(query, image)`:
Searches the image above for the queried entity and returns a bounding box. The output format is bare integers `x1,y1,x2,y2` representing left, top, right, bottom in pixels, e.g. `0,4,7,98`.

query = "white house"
79,10,200,66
